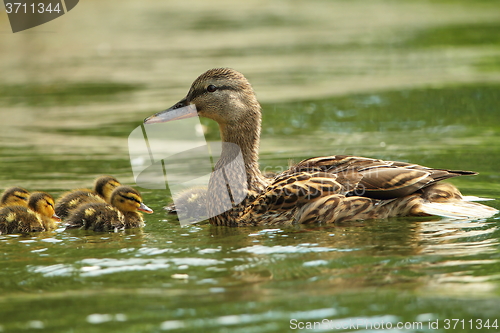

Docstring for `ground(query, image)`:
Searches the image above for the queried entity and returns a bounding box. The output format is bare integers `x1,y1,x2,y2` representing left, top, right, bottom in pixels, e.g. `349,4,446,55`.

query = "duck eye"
206,84,217,93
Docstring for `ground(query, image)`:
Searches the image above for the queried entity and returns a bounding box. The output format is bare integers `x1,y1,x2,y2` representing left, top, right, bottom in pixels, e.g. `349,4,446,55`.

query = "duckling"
55,175,121,219
64,201,125,232
144,68,498,226
0,206,44,234
28,192,61,231
165,186,208,222
0,187,30,207
0,192,59,234
112,186,154,228
65,185,153,232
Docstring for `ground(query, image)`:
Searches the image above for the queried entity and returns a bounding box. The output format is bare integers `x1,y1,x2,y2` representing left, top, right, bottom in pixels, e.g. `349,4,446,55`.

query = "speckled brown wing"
354,167,440,199
285,155,476,200
237,171,344,225
251,171,343,209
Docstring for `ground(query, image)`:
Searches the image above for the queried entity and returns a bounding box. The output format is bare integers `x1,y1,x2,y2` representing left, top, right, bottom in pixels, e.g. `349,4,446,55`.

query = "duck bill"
52,213,62,222
144,102,197,124
138,203,154,214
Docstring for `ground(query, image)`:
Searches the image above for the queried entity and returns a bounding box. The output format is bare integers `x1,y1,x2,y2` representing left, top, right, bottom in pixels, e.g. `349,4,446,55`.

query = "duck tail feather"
420,201,499,220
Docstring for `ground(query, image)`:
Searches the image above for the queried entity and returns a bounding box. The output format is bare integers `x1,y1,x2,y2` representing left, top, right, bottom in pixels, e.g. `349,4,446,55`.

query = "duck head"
28,192,61,221
0,187,30,207
94,175,121,202
144,68,261,127
110,186,154,214
144,68,265,181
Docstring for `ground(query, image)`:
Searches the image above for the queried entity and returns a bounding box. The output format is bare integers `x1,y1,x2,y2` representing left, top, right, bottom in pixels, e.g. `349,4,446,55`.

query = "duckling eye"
206,84,217,93
14,195,27,201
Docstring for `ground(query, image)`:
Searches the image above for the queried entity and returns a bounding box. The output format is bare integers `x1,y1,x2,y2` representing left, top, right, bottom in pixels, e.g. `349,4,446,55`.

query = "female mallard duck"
0,192,60,234
0,187,30,207
55,175,121,219
144,68,498,226
65,185,153,232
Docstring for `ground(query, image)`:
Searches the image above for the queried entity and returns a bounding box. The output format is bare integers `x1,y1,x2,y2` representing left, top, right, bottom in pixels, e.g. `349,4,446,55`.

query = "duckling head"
0,187,30,207
94,175,121,202
28,192,61,221
110,186,154,214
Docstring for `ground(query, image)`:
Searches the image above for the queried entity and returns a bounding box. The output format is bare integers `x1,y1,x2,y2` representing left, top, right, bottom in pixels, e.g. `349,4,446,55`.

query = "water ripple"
28,257,225,278
233,244,355,254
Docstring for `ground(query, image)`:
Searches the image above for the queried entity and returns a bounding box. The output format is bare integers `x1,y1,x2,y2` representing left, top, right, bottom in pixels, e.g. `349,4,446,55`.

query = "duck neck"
216,118,267,191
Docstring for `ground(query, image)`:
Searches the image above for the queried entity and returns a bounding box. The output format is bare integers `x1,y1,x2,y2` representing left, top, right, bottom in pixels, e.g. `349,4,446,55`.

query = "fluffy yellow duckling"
28,192,61,231
65,185,153,232
55,175,121,219
164,187,208,222
0,192,59,234
0,187,30,207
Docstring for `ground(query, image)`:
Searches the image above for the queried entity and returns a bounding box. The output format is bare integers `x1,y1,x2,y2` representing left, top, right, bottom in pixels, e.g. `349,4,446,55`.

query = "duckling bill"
144,68,498,226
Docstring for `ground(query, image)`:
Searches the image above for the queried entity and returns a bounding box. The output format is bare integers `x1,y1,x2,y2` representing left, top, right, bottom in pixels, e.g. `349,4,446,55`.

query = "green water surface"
1,1,500,332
